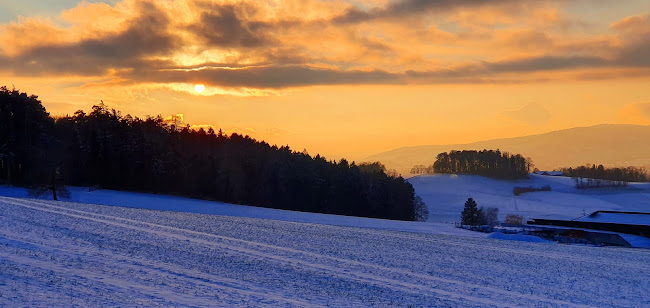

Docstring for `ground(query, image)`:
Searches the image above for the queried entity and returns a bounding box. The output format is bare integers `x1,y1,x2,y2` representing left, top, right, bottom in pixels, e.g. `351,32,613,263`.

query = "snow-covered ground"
2,173,648,228
2,196,649,307
0,185,479,237
410,173,650,223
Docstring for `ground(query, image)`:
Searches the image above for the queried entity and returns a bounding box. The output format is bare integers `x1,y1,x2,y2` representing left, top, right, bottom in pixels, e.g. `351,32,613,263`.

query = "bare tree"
414,195,429,221
29,167,70,201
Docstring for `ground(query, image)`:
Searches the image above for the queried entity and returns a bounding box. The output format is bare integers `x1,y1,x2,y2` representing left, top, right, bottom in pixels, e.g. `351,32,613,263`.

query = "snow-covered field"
2,196,650,307
0,185,478,237
411,173,650,223
1,174,649,306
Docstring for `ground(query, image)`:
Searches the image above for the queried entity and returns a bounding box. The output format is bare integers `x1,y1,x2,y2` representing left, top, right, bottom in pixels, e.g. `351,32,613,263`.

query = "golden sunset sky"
1,0,649,160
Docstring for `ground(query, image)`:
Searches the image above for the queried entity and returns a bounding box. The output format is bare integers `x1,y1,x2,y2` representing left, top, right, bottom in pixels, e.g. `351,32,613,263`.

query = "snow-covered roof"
578,211,650,226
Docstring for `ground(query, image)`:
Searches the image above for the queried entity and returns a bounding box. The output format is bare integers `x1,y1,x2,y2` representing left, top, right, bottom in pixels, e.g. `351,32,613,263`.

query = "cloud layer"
0,0,649,93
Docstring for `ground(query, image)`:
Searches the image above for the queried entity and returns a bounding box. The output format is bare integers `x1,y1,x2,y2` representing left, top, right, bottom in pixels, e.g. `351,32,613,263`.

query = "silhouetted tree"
414,195,429,222
29,167,70,200
461,198,483,226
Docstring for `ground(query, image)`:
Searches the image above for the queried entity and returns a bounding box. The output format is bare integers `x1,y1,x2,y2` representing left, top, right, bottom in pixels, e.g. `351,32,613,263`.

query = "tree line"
410,164,434,174
432,150,532,179
0,86,421,221
559,164,649,188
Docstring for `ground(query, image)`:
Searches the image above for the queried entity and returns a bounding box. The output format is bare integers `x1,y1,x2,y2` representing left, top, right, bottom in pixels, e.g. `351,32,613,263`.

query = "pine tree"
461,197,481,226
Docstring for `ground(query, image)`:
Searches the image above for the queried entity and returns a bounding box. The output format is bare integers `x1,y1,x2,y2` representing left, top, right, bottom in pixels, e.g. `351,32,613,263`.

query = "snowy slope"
410,174,650,223
2,172,649,228
2,197,649,307
0,185,481,237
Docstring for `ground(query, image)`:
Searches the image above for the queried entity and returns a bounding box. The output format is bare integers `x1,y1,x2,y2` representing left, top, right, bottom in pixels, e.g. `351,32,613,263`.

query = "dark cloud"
130,65,401,88
188,3,275,48
333,0,519,23
406,55,609,82
615,37,650,67
485,55,608,72
0,2,179,76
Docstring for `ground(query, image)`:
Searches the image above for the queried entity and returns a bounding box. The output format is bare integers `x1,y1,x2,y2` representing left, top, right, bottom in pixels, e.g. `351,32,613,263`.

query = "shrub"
485,207,499,226
504,214,524,225
513,185,551,196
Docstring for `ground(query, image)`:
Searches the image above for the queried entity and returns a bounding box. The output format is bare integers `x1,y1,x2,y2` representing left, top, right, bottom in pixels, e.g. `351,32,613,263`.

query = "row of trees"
410,164,434,174
0,86,421,221
559,165,648,187
433,150,532,179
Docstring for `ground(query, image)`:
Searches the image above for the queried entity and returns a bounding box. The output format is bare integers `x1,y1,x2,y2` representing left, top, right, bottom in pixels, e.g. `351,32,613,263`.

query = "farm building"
527,211,650,247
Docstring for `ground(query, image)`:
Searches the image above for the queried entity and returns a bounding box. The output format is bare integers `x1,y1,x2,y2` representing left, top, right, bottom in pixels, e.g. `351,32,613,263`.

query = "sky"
0,0,649,161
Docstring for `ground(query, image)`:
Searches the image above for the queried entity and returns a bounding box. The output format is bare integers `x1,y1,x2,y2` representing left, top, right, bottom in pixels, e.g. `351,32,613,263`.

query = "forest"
432,150,532,179
0,86,419,221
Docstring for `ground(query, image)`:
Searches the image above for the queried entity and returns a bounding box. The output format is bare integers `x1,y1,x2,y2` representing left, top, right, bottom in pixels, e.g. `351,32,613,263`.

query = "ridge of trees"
559,164,649,188
432,150,532,179
410,164,434,174
0,86,419,221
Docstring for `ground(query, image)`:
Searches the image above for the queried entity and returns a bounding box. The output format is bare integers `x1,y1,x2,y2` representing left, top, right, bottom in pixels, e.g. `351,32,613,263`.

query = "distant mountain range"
366,124,650,175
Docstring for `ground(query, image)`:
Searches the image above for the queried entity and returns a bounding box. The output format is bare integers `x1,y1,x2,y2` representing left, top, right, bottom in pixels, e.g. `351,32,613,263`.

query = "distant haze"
367,124,650,175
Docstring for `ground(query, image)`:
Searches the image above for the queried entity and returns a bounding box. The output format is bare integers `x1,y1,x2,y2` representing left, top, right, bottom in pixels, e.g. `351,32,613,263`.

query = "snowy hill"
2,196,650,307
2,172,649,228
411,173,650,223
367,124,650,175
0,185,478,237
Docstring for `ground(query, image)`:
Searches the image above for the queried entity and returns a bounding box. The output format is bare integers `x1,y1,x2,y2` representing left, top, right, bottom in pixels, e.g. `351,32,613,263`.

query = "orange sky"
1,0,649,161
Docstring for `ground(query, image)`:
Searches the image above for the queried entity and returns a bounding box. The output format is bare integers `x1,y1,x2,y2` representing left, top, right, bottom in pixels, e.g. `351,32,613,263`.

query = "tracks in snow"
1,197,595,307
0,233,318,307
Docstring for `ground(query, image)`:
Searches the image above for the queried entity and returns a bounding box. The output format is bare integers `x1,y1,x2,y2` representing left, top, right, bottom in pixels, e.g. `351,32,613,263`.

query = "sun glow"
194,84,205,93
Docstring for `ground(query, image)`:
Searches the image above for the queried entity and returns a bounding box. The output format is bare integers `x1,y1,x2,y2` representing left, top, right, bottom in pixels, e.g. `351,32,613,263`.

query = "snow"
1,173,649,306
2,196,650,307
619,234,650,248
0,185,480,238
410,173,650,223
578,212,650,225
488,232,552,243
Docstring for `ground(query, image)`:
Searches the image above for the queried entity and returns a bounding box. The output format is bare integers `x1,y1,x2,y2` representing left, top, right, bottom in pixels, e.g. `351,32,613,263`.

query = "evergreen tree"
461,198,482,226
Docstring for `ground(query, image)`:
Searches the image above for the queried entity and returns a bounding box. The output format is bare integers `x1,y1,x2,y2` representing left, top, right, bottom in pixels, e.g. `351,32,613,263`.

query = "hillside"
367,124,650,175
2,196,650,306
411,173,650,224
3,172,649,227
